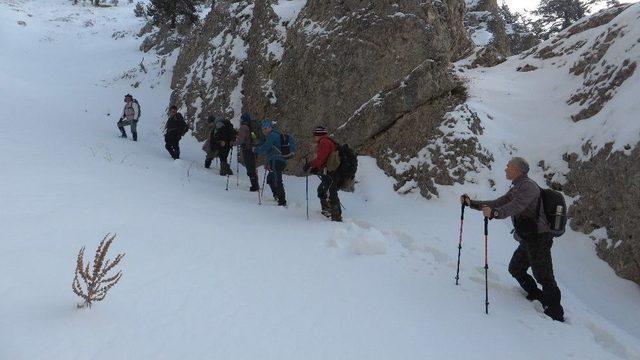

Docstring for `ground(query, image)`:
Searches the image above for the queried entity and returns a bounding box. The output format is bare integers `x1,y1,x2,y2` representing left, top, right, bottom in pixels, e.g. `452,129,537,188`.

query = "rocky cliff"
168,0,473,176
516,4,639,285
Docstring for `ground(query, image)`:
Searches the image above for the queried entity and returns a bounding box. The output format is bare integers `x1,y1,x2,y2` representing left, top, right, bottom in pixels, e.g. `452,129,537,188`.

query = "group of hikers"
117,94,352,222
116,94,565,322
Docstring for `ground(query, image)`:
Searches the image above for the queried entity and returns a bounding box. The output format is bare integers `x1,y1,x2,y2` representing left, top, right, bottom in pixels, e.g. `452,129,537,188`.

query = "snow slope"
1,1,640,359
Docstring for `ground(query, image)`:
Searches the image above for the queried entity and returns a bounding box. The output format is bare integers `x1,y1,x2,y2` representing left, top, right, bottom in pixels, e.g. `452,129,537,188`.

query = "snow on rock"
269,0,307,60
170,1,255,136
2,1,640,359
455,3,640,286
463,0,511,67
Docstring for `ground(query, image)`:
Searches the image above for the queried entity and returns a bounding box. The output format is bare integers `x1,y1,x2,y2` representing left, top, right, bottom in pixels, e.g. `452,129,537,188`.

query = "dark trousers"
318,172,341,219
267,160,286,204
164,134,180,159
118,119,138,140
242,148,259,187
509,233,563,311
218,146,231,164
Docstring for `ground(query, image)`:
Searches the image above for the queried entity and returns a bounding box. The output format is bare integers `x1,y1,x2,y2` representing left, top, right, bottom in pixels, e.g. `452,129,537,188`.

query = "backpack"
331,143,358,191
133,99,141,119
279,132,296,159
537,187,567,237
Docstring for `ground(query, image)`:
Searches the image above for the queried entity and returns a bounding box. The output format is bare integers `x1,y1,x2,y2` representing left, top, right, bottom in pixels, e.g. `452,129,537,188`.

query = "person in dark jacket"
203,115,217,169
209,118,236,176
303,126,342,222
164,105,187,160
461,157,564,322
253,119,292,206
234,113,260,191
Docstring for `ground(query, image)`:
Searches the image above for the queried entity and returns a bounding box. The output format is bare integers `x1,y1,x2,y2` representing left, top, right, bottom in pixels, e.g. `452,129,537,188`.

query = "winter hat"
261,119,273,129
241,113,252,124
313,126,328,136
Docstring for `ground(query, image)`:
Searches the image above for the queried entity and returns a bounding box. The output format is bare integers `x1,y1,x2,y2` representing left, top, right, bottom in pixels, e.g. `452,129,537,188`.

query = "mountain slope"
1,1,640,359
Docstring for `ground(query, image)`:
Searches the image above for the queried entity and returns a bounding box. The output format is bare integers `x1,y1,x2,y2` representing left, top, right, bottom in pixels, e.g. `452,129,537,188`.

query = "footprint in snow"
584,321,638,360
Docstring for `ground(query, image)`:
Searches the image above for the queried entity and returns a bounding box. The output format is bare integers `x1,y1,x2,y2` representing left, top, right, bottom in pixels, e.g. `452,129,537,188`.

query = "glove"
302,163,310,173
460,194,471,206
310,167,319,175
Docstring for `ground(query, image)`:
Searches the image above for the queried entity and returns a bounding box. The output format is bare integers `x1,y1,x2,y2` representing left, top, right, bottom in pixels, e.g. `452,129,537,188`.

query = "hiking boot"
249,177,259,192
132,132,137,141
543,305,564,322
320,199,332,218
330,202,342,222
278,199,287,207
204,158,212,169
120,133,127,138
220,162,233,176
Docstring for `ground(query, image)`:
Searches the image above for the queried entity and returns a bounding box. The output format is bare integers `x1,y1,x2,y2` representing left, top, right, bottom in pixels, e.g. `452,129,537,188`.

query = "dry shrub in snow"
72,233,125,308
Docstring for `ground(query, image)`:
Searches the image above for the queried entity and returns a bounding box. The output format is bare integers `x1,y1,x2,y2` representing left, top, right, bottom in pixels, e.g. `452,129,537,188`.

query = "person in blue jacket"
253,119,295,206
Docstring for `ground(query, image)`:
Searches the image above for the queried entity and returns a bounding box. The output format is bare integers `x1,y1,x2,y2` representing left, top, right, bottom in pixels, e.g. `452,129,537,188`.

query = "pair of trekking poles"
253,156,310,222
455,204,490,315
224,146,245,192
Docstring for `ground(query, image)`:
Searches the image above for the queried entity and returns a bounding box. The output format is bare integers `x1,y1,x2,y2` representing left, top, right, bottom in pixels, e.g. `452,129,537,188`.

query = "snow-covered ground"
1,1,640,359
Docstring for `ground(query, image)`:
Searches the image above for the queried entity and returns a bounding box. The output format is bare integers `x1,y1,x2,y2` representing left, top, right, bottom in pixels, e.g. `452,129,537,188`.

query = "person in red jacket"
303,126,342,222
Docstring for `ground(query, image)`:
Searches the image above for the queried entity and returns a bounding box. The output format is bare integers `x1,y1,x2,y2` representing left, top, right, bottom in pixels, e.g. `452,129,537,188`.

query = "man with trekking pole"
302,126,343,222
460,157,565,322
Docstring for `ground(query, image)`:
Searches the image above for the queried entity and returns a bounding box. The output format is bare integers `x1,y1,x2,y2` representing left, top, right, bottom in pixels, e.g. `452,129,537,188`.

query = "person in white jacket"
117,94,140,141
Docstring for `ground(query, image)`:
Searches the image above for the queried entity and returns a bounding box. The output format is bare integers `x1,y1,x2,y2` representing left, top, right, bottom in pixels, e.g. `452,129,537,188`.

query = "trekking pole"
259,167,267,205
455,203,465,285
484,216,490,315
236,145,240,188
304,157,309,220
226,147,232,191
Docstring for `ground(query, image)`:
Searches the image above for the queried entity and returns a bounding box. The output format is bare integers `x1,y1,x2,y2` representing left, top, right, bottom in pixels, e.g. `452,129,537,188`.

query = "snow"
269,0,307,60
458,2,640,182
471,28,495,47
2,1,640,359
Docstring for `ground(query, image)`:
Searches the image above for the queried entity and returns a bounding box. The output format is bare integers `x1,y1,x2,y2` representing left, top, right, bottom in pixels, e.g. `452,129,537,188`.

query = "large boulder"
169,0,472,173
563,143,640,285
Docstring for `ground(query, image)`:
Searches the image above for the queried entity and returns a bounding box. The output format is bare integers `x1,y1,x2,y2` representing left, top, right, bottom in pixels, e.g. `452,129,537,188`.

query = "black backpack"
279,132,296,159
336,144,358,191
538,187,567,237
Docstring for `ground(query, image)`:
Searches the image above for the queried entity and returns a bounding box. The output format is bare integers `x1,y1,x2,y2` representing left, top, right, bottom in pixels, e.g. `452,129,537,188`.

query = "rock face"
169,0,473,176
463,0,540,67
527,4,640,286
563,144,640,285
464,0,510,67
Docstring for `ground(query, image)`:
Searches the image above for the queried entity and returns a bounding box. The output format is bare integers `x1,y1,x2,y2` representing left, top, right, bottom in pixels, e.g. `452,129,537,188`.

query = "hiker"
203,115,218,169
206,117,236,176
164,105,188,160
460,157,565,322
234,113,260,191
117,94,140,141
253,119,293,206
303,126,342,222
